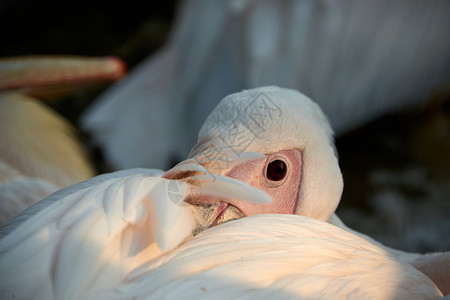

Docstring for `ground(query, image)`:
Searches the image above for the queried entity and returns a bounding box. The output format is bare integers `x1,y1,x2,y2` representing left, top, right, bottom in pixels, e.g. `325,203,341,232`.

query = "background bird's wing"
0,93,96,226
81,0,450,171
0,160,58,226
0,168,195,300
80,0,233,170
80,47,184,170
0,93,95,188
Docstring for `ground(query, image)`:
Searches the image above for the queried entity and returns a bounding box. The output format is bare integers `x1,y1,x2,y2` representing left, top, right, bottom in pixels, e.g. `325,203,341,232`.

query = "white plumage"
188,87,449,294
82,0,450,170
99,215,442,300
0,167,271,299
189,86,342,221
0,169,187,299
1,86,447,298
0,94,95,226
0,185,443,299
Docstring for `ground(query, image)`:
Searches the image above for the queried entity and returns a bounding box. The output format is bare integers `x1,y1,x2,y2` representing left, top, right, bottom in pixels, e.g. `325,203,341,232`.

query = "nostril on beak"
163,161,209,180
163,170,198,180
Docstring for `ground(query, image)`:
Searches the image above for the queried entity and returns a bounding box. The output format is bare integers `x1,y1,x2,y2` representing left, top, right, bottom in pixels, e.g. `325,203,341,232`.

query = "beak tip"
105,56,128,79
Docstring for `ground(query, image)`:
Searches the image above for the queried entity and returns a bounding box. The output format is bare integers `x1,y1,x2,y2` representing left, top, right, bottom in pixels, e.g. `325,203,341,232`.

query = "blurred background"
1,0,449,253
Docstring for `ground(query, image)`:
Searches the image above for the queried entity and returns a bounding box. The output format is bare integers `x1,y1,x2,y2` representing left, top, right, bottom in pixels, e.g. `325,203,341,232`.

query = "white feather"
0,165,276,299
94,215,443,300
0,169,193,299
0,93,95,226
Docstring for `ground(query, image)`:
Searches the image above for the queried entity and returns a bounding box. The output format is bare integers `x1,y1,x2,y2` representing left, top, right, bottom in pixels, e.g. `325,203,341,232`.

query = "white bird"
180,86,449,293
0,86,447,298
0,56,126,226
81,0,450,170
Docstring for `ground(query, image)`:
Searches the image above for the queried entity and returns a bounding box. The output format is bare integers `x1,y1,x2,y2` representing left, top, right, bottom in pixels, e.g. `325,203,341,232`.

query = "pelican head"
165,86,343,232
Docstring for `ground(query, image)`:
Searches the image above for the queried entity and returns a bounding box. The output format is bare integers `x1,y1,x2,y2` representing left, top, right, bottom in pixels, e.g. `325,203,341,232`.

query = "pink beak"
0,55,126,99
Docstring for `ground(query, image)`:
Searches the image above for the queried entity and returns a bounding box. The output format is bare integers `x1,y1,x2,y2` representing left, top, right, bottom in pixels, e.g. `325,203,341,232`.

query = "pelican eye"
266,160,287,181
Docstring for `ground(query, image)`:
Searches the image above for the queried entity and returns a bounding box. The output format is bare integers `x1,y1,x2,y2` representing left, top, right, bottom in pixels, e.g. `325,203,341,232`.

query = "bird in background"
0,55,126,226
1,87,447,298
81,0,450,171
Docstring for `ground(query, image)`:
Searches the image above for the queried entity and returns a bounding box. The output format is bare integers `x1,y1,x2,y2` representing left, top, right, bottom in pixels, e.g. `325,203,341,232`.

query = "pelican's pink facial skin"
224,149,302,216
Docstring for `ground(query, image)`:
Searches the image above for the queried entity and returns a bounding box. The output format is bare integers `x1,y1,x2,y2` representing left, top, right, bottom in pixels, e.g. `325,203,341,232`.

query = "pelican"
0,56,125,225
81,0,450,170
180,86,449,293
0,87,447,298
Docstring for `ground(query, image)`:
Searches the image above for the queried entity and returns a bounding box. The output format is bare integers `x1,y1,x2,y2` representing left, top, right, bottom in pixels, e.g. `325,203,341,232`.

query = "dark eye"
266,160,287,181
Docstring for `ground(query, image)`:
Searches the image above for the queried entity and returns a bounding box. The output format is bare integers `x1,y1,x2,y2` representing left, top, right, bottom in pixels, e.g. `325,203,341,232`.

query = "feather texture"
0,169,193,299
95,215,443,299
0,93,95,225
0,166,277,299
191,86,343,221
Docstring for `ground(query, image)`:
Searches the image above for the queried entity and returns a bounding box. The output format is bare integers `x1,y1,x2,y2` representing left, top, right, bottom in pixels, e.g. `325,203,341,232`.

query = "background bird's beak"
0,55,126,99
